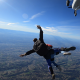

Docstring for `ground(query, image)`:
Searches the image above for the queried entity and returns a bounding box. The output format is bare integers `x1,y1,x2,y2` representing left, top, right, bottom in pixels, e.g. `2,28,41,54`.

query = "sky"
0,0,80,40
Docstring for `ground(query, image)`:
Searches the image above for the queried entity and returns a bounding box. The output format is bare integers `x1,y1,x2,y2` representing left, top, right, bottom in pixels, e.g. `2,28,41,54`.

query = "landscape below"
0,29,80,80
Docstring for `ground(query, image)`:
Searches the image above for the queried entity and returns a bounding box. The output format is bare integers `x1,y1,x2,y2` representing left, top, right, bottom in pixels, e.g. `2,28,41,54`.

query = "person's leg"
50,48,61,60
50,48,61,67
53,48,61,55
46,59,53,74
51,60,62,72
60,46,76,51
43,53,55,79
43,54,54,74
50,48,62,72
46,59,55,79
51,60,58,67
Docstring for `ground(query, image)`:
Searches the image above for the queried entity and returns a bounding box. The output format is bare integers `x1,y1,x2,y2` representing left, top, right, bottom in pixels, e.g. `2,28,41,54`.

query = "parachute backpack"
46,44,53,50
46,44,55,54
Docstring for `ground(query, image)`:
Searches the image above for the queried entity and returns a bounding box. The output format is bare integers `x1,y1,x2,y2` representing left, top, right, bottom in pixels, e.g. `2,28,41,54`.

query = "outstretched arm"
20,49,35,57
37,25,44,43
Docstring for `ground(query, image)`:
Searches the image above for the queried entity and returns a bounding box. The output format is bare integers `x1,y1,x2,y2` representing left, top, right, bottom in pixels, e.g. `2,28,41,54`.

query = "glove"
19,53,26,57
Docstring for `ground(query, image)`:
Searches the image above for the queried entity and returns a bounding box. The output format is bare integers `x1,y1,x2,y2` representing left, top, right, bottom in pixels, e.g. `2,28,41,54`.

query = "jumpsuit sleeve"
25,49,35,55
39,29,44,43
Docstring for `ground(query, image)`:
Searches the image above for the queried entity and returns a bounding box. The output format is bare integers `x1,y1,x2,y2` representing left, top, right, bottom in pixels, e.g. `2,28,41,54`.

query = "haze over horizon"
0,0,80,40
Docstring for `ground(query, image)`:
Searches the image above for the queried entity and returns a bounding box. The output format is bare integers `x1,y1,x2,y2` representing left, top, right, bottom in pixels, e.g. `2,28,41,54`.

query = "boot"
61,46,76,52
52,74,55,80
49,67,55,80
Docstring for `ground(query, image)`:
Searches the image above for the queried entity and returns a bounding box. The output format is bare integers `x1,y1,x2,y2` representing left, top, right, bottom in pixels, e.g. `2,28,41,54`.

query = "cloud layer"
7,23,15,25
23,11,45,23
0,21,80,40
30,11,45,19
42,27,57,32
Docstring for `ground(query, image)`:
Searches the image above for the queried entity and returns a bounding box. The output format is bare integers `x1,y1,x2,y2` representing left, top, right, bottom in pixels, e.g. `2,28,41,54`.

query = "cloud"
42,27,57,32
0,21,80,40
23,21,30,22
40,26,72,36
22,11,45,22
30,11,45,19
34,25,57,32
7,23,15,25
0,22,39,34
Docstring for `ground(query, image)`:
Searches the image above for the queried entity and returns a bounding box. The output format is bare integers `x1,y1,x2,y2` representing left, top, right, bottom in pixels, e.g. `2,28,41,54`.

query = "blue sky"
0,0,80,40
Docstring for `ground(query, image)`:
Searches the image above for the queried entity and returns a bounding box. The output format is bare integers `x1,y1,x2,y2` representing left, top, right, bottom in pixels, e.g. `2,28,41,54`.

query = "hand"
37,25,41,29
19,54,25,57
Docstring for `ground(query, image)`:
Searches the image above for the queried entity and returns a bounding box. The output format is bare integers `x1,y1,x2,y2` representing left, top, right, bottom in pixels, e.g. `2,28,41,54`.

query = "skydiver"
20,25,76,80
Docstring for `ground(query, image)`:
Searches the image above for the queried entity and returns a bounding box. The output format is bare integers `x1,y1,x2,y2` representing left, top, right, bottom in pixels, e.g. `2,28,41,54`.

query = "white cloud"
22,11,45,22
30,11,45,19
7,23,15,25
42,27,57,32
40,26,72,36
0,21,39,33
0,21,80,40
23,21,30,22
